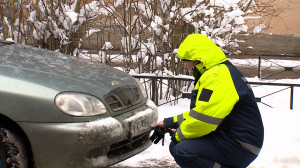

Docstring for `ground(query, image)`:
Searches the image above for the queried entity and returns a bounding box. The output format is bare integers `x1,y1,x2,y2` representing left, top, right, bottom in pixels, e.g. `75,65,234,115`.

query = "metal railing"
133,75,300,109
133,74,194,106
257,54,300,79
249,81,300,110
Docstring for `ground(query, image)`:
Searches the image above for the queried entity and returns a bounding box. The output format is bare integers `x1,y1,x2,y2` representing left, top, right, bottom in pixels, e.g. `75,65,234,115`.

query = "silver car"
0,40,158,168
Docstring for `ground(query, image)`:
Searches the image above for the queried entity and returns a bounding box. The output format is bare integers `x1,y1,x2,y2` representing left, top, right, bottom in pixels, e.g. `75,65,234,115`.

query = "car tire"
0,128,28,168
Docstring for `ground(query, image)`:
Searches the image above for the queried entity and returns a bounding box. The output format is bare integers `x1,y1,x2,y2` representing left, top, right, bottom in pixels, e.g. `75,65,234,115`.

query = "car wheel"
0,128,28,168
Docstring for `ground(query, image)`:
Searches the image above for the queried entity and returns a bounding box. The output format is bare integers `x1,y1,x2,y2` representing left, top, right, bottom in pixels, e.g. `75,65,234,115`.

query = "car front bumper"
18,99,158,168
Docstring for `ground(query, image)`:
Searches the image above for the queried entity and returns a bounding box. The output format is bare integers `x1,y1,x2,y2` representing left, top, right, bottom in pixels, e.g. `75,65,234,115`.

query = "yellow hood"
177,34,227,69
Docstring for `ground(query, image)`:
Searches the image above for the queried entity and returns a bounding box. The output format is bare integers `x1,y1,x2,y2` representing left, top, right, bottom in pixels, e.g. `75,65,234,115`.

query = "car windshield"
0,40,14,47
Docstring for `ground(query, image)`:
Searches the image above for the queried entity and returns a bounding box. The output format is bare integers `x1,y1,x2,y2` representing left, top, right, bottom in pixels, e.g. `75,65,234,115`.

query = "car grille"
107,131,150,159
104,86,141,111
86,131,150,159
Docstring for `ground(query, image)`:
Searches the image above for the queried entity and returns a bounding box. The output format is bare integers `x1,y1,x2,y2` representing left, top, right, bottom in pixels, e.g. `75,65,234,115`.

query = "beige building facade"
238,0,300,55
264,0,300,35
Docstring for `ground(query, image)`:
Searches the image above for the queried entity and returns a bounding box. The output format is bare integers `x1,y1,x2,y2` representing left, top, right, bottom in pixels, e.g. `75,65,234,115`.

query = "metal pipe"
151,78,156,103
258,55,261,79
290,86,294,110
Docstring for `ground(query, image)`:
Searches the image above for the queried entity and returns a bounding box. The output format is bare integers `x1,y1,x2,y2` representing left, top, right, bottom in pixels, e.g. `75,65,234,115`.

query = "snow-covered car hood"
0,44,136,95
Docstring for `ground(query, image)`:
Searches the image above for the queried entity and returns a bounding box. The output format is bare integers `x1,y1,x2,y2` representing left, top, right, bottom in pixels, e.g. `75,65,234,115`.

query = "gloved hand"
150,126,166,146
167,128,174,136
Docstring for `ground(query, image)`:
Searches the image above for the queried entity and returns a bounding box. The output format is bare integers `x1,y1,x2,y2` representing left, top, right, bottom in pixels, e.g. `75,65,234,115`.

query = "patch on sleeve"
199,88,213,102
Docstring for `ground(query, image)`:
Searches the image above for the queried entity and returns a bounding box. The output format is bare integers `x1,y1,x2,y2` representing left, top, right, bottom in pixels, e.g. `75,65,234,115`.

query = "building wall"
264,0,300,35
238,0,300,55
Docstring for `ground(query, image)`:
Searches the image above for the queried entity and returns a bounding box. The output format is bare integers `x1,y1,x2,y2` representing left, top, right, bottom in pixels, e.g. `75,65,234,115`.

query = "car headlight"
134,78,148,99
55,92,106,116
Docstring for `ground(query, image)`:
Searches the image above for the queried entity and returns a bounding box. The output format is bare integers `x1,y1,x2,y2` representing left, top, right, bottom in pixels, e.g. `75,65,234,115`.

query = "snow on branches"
1,0,277,57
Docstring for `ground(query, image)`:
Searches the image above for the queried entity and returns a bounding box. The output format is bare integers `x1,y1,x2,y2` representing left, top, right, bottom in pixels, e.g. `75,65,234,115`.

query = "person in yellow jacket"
151,34,264,168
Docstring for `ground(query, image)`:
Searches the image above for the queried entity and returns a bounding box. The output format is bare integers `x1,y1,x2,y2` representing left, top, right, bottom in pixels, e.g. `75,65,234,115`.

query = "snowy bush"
1,0,283,58
93,0,283,73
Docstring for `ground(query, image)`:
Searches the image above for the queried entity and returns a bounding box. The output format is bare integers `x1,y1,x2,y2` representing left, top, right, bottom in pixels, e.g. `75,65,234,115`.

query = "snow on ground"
112,81,300,168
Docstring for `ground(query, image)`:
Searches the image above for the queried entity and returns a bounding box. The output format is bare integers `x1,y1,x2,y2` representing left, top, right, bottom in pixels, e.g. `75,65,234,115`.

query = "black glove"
150,126,166,146
167,128,174,136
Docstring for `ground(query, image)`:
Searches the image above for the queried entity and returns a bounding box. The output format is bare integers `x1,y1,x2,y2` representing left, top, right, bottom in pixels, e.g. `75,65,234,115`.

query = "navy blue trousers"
169,131,257,168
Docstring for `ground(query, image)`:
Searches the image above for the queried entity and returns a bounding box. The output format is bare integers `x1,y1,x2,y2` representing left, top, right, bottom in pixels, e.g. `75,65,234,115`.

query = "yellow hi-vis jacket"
164,34,264,155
